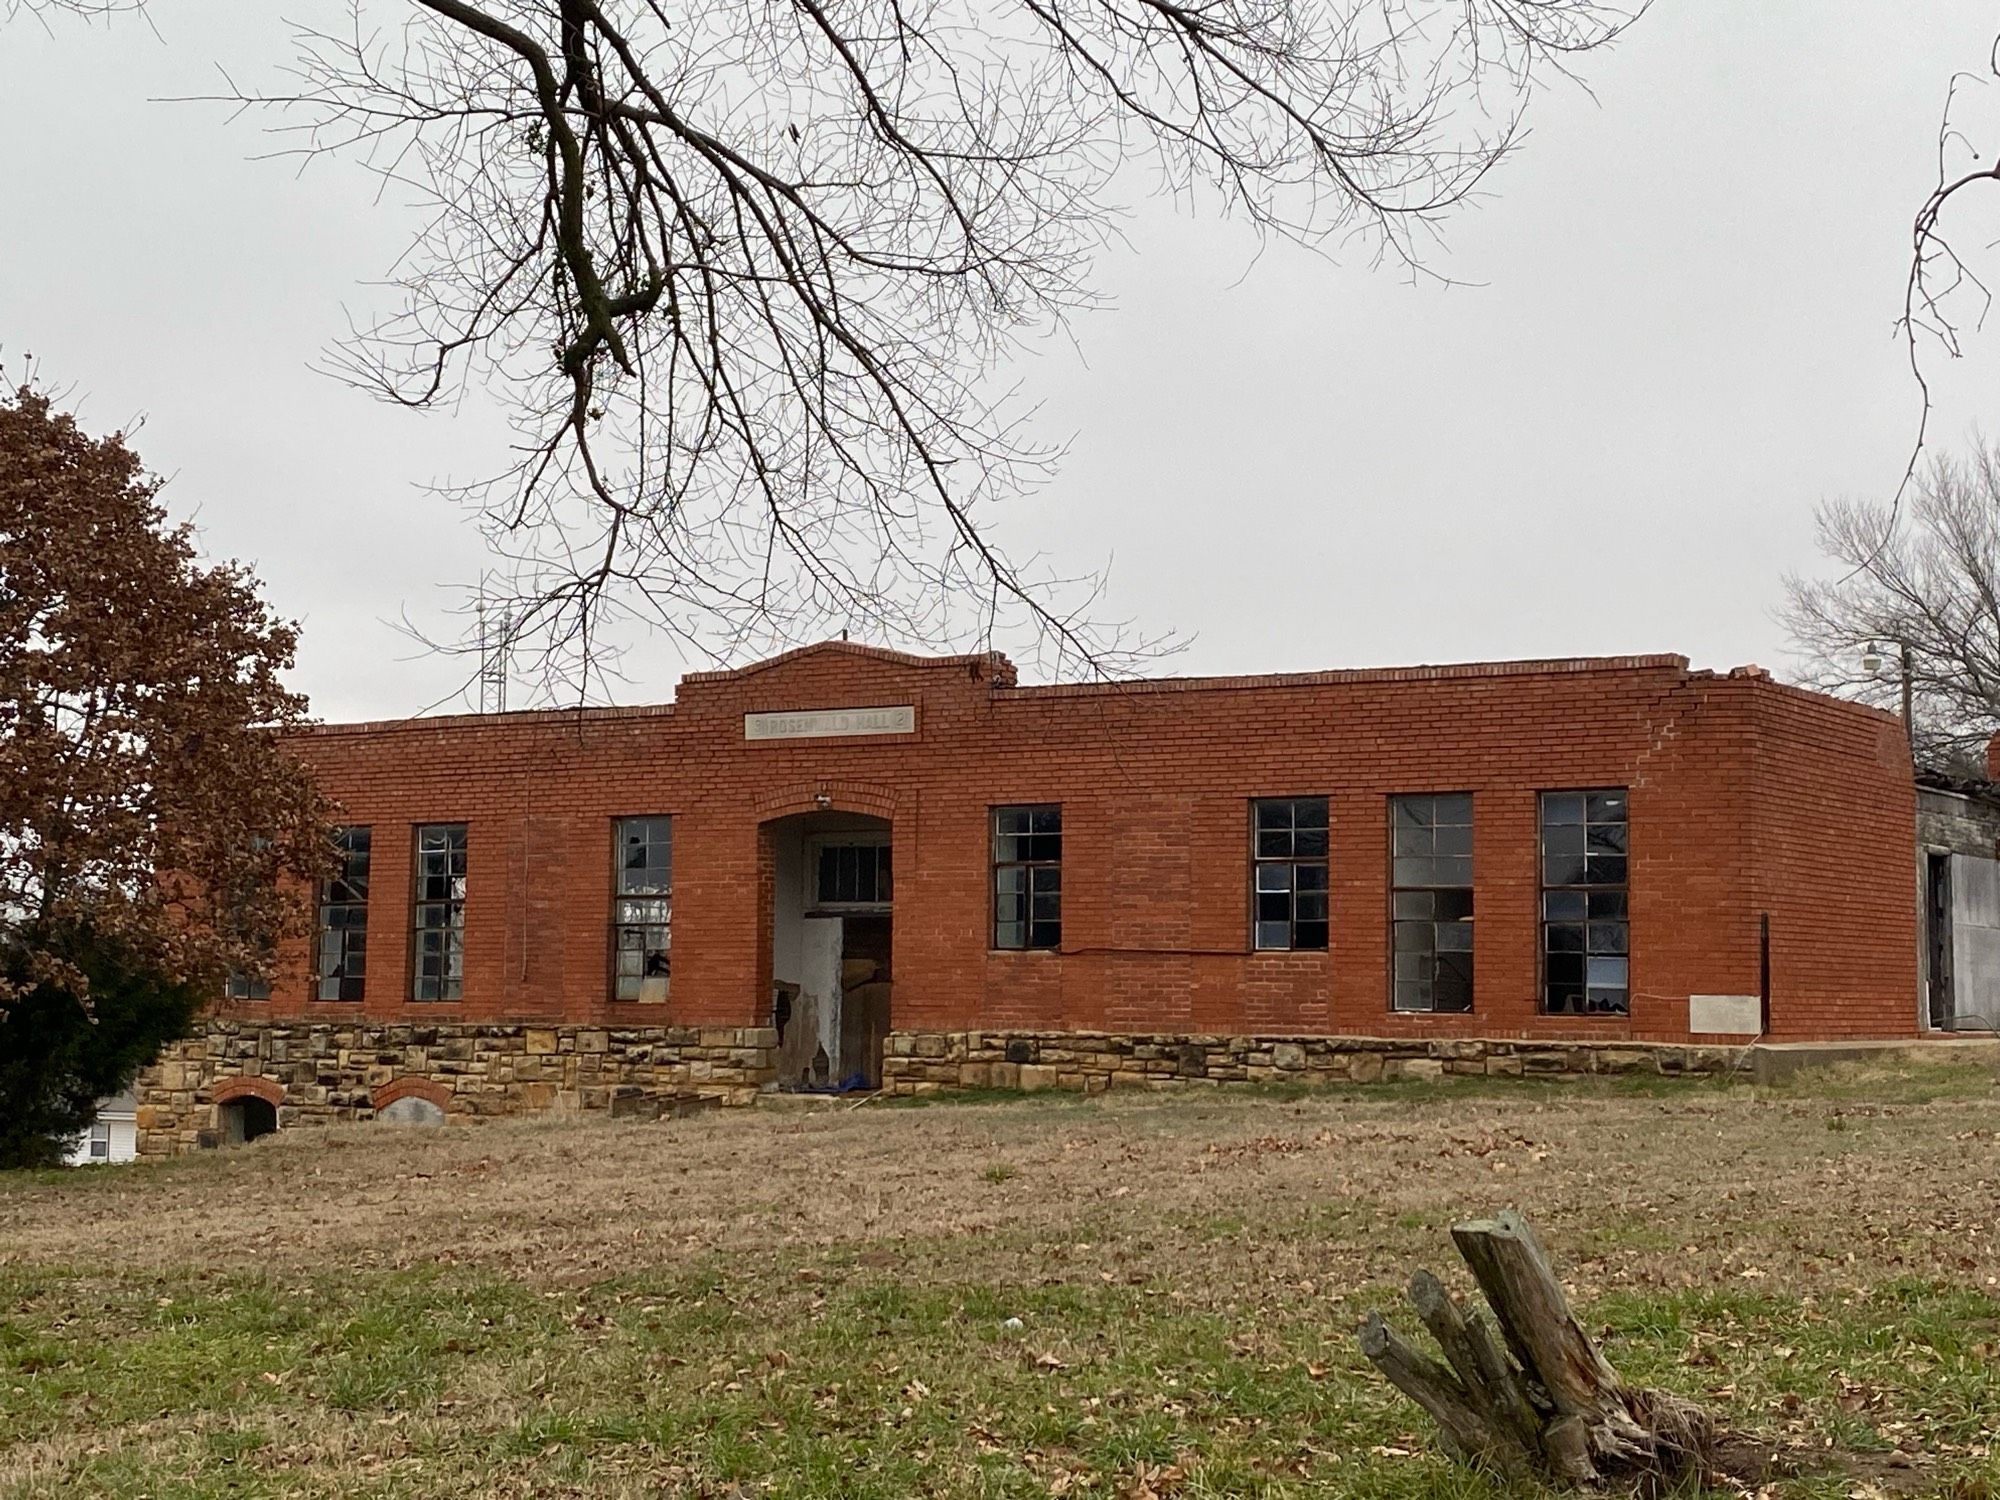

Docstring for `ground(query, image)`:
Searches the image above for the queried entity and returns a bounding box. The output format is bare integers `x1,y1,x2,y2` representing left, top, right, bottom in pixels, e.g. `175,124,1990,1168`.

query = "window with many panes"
612,817,672,1002
411,823,468,1002
316,826,371,1001
1390,793,1474,1012
1540,790,1629,1015
993,805,1061,949
1252,798,1329,951
813,840,891,908
223,971,271,1002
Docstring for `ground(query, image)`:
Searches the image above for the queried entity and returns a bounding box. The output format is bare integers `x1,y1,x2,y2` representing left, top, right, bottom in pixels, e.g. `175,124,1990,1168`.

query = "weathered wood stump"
1359,1210,1722,1488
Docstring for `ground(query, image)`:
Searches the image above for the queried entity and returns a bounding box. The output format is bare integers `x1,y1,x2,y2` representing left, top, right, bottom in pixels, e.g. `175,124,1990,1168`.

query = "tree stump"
1358,1210,1722,1487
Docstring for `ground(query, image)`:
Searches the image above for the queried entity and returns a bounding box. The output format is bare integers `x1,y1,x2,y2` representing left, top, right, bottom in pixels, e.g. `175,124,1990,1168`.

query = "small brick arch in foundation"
371,1076,452,1112
210,1075,283,1107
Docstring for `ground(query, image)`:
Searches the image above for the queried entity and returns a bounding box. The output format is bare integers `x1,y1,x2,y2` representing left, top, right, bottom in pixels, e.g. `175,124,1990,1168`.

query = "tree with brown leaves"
0,385,328,1163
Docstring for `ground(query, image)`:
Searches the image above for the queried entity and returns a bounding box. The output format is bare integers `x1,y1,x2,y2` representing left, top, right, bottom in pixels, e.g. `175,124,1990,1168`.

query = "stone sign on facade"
744,705,916,740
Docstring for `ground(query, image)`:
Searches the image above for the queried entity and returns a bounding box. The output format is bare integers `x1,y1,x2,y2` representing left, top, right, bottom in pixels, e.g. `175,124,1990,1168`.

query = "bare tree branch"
28,0,1645,697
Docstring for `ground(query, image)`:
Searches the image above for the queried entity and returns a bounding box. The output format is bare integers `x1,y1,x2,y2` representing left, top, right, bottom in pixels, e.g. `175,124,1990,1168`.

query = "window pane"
1585,791,1627,823
1432,822,1472,858
1544,890,1586,921
1255,920,1291,950
1543,855,1587,886
1543,794,1585,825
1392,891,1433,919
1542,823,1586,856
1432,855,1473,886
1255,863,1293,893
1586,956,1628,989
1294,920,1328,951
1434,794,1473,825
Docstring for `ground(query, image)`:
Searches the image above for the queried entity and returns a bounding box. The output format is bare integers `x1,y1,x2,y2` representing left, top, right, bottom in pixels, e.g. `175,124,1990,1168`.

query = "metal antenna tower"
476,595,512,713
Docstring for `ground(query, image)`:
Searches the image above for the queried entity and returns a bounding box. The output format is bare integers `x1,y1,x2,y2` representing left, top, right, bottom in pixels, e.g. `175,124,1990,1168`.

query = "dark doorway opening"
220,1096,278,1145
1927,852,1954,1030
768,812,893,1089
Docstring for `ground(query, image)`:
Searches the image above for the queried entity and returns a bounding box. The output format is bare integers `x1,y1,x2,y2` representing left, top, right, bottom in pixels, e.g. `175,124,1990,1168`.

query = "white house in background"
64,1091,139,1166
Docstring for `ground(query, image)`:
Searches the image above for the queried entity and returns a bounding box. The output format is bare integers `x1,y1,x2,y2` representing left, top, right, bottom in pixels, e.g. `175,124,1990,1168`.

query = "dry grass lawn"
4,1065,2000,1498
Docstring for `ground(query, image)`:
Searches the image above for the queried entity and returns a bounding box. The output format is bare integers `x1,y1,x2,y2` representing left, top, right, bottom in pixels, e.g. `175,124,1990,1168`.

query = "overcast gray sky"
4,3,1997,722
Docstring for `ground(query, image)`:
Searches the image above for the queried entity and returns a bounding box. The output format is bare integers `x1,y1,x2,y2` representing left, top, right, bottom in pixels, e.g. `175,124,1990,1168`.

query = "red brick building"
135,643,1922,1150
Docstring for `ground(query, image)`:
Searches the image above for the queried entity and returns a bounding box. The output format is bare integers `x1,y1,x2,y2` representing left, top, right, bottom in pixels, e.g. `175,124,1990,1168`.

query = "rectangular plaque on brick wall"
1689,994,1761,1034
744,705,916,741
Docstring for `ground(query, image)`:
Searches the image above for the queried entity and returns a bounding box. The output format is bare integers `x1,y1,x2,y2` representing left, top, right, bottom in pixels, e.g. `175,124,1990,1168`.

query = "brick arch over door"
371,1077,453,1112
753,781,901,824
209,1076,284,1107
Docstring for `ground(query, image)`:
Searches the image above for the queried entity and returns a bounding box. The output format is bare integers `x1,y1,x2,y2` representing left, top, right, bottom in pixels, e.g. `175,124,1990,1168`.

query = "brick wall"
230,642,1918,1045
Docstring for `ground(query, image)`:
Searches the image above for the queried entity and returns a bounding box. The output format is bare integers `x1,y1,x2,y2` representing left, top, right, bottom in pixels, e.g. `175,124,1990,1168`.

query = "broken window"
223,970,271,1002
993,805,1061,950
612,816,672,1002
1541,790,1629,1015
1252,797,1329,951
411,823,467,1002
316,826,371,1001
1390,793,1474,1012
813,840,891,907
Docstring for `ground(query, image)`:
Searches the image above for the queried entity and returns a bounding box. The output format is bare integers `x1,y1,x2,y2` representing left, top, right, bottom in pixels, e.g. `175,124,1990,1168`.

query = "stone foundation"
879,1030,1741,1095
134,1020,777,1156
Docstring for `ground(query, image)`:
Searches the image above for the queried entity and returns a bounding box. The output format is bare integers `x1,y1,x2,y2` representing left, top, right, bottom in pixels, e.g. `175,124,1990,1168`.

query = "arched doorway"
766,810,893,1089
219,1096,277,1145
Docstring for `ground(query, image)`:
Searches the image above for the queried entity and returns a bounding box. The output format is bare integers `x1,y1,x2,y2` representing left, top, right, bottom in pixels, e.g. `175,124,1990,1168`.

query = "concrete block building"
134,643,1924,1152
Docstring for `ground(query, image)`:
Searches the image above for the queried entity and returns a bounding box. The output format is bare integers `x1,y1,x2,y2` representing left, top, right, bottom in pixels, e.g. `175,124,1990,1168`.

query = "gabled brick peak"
679,638,1018,685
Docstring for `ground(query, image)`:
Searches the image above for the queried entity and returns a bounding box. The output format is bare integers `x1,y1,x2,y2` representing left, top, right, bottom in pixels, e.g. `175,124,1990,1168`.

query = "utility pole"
1899,638,1914,745
1864,639,1916,747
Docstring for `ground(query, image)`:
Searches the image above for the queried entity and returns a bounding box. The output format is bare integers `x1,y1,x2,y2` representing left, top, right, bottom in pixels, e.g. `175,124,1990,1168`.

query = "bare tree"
21,0,1645,694
1900,30,2000,507
1784,441,2000,773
